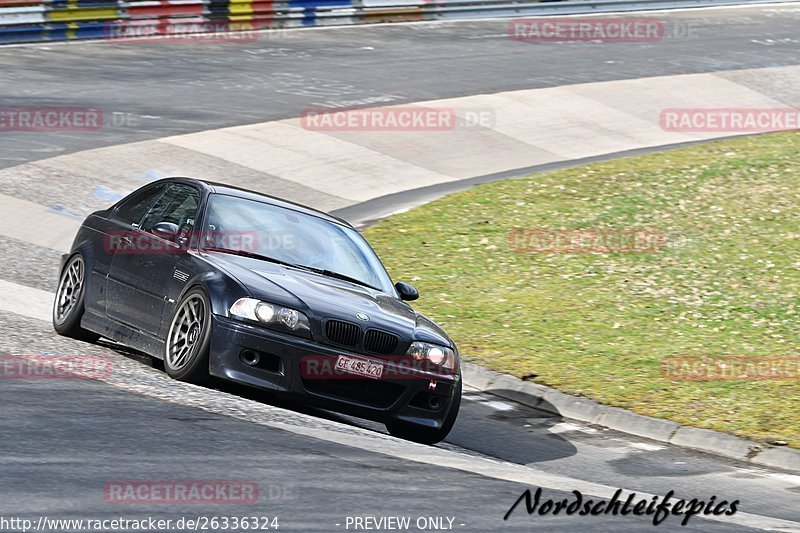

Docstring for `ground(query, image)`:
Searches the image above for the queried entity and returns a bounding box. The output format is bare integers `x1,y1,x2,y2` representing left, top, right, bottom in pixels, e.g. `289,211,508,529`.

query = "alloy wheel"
55,255,85,325
166,294,207,371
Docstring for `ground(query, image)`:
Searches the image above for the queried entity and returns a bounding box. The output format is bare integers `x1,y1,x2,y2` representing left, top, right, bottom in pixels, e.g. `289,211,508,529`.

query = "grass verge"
364,132,800,447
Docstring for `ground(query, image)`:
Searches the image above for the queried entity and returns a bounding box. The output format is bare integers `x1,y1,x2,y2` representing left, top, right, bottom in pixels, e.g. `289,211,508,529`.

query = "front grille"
363,329,399,355
325,320,360,347
302,377,405,409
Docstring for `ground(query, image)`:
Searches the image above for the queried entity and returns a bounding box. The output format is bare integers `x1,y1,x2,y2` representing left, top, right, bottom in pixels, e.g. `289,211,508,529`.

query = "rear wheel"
52,254,100,342
386,380,462,445
164,288,211,383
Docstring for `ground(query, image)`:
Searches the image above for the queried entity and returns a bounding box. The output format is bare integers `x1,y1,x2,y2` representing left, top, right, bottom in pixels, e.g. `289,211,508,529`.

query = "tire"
164,287,211,384
52,253,100,343
386,379,462,445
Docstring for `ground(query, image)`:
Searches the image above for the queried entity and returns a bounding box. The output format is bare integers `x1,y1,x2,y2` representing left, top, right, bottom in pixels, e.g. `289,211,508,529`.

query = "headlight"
406,341,456,371
230,298,311,336
278,307,300,329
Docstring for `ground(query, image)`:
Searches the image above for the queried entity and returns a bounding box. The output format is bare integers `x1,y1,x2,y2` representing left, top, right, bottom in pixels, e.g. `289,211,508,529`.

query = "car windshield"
203,194,396,294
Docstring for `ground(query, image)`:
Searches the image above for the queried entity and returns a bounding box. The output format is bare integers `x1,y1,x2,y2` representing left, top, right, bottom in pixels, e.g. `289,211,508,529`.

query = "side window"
140,184,201,234
112,185,166,227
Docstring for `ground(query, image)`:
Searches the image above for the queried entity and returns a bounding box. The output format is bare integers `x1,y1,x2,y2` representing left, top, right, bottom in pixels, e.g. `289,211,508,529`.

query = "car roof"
152,177,354,228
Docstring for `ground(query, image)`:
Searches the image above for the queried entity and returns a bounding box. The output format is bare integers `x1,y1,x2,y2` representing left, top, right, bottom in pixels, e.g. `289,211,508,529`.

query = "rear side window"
113,184,166,227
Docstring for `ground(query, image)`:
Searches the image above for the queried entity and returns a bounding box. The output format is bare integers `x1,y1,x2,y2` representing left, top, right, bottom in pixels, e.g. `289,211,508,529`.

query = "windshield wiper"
307,267,379,291
203,247,315,272
204,247,379,291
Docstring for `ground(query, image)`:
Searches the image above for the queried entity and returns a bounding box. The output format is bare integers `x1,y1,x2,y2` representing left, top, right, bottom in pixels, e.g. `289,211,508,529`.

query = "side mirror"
395,282,419,301
151,221,180,241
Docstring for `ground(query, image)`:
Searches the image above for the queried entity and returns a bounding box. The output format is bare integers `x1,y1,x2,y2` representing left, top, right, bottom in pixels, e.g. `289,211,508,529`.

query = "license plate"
335,355,384,380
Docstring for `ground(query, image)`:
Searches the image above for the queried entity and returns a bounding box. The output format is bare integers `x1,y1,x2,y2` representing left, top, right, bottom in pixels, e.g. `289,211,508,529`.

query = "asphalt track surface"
2,5,800,167
2,5,800,532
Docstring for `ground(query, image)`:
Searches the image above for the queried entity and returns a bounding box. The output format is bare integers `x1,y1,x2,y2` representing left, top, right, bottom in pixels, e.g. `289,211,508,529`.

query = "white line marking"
0,279,52,321
549,422,598,434
0,193,78,252
463,394,516,411
461,394,485,401
483,400,515,412
736,468,800,486
629,442,666,452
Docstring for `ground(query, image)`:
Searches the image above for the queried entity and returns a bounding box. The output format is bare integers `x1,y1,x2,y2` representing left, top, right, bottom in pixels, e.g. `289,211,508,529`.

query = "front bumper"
209,314,460,429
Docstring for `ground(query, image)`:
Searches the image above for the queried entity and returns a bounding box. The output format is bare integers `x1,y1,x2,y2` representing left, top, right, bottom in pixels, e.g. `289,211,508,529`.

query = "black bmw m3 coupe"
53,177,461,444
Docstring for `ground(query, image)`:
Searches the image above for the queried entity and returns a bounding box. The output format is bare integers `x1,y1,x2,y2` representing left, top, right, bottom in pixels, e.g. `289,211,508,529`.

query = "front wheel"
386,380,462,445
53,254,100,342
164,288,211,383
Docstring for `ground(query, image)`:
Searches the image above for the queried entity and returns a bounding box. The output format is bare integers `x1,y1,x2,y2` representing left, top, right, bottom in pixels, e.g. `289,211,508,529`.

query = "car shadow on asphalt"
448,388,579,464
97,340,579,463
95,339,379,426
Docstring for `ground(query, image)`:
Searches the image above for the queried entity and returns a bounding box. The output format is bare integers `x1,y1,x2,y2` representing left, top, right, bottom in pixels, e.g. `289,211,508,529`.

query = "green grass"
364,132,800,447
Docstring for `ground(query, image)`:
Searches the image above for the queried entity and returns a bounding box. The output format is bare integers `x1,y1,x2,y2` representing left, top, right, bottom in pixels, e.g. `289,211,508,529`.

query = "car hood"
202,252,451,345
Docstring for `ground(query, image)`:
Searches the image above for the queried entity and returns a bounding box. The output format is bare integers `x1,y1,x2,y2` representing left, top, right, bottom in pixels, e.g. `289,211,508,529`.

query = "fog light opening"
240,350,261,366
428,395,442,410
